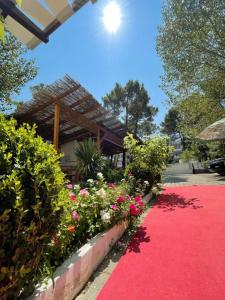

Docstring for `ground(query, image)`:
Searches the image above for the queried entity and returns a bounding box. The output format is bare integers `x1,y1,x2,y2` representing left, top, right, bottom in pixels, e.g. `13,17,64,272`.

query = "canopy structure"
0,0,96,49
197,118,225,141
14,75,127,155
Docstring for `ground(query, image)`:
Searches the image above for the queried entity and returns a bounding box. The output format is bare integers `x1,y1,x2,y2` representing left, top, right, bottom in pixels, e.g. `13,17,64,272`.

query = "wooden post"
97,127,100,151
53,101,60,150
122,150,126,168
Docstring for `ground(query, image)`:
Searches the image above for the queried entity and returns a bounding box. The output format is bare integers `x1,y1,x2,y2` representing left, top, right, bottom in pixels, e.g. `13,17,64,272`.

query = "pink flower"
111,204,119,211
108,183,116,189
69,192,76,201
66,184,73,189
118,196,125,204
79,189,89,196
72,211,80,221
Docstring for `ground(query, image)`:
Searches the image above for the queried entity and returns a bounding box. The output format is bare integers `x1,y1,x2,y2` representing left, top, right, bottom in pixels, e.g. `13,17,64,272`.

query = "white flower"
87,179,94,184
152,186,160,195
73,184,80,190
144,180,149,185
97,172,104,179
96,188,106,199
121,178,126,182
100,210,111,223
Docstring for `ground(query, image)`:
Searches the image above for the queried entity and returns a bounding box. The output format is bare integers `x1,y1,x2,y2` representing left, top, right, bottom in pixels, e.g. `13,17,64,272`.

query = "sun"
103,2,122,33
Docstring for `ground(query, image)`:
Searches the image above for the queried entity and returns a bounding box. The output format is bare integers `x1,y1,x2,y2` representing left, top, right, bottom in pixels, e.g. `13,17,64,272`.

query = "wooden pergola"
14,75,127,156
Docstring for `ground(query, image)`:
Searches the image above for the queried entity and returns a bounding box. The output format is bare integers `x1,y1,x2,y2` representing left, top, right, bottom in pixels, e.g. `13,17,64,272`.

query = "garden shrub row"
0,115,170,299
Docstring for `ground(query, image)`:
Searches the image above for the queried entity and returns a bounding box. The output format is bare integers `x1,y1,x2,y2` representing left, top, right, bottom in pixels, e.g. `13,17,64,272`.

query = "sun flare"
103,2,122,33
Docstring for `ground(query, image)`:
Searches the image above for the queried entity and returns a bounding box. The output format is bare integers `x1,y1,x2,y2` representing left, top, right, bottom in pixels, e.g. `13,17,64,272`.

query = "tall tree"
161,107,179,135
157,0,225,103
0,33,37,111
103,80,158,137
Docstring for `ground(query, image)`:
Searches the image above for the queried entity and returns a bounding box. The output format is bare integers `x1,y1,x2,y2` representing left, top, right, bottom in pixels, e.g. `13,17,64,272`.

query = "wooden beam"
20,85,81,118
60,131,93,145
60,103,99,134
97,127,101,150
53,101,60,149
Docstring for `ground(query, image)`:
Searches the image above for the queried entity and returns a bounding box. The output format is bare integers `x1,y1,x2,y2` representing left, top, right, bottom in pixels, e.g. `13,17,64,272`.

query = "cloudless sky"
19,0,167,125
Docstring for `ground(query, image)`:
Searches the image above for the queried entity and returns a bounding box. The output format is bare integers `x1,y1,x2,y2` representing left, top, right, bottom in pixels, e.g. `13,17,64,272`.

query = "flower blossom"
96,188,106,199
72,211,80,221
144,180,149,185
111,204,119,211
108,182,116,189
97,172,104,179
129,204,141,216
67,225,76,233
66,184,73,189
79,189,89,196
100,210,111,223
87,179,94,184
69,192,76,201
118,196,125,204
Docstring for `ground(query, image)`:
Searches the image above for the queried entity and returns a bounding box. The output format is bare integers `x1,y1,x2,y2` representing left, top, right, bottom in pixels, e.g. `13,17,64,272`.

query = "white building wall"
60,140,79,167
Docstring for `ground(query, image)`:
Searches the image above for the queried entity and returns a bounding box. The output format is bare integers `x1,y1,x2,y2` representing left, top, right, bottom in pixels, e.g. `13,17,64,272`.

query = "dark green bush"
0,115,68,299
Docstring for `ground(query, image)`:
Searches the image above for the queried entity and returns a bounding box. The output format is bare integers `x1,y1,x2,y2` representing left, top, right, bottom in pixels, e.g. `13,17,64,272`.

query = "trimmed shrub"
0,115,68,299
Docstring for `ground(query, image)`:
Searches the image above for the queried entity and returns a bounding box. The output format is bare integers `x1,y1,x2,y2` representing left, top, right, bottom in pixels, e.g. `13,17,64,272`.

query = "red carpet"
97,186,225,300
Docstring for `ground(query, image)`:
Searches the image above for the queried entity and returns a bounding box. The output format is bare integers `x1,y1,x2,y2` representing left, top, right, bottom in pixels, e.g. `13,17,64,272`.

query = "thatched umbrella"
197,118,225,141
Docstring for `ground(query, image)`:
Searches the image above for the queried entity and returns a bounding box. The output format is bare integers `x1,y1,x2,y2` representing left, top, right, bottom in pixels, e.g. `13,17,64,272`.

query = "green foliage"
103,167,125,183
0,115,68,299
103,81,158,137
161,107,180,135
124,134,172,187
74,138,104,180
0,17,5,43
157,0,225,101
0,33,37,112
176,94,225,138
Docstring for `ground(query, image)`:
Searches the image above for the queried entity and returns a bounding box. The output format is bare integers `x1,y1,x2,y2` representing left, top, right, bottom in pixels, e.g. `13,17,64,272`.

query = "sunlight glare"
103,2,122,33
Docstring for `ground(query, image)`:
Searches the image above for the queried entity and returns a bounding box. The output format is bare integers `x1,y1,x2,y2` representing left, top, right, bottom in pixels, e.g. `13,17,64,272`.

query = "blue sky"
20,0,167,125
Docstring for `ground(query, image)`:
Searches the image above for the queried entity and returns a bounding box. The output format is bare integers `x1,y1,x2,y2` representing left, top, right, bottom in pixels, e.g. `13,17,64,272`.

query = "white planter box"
27,193,152,300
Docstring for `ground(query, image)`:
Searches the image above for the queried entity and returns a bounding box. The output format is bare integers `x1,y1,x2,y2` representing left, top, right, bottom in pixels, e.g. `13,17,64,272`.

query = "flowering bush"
46,173,145,268
0,115,68,299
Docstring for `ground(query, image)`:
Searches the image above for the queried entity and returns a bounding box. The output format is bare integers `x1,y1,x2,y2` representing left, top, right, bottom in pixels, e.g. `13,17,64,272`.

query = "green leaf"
0,19,5,43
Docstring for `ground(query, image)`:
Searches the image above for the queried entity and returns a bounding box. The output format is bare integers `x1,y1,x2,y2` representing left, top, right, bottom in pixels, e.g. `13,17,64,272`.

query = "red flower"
53,238,59,246
118,196,125,203
129,204,141,216
135,195,142,202
69,192,77,201
67,225,76,233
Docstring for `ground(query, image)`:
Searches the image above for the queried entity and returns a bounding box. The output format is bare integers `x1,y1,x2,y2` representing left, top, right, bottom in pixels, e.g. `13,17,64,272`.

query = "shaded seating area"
14,75,127,180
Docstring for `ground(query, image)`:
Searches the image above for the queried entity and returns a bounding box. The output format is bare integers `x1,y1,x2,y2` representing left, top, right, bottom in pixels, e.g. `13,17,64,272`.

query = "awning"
0,0,97,49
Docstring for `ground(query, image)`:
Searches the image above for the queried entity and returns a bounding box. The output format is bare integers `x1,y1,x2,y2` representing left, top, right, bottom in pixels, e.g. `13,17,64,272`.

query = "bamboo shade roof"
14,75,126,154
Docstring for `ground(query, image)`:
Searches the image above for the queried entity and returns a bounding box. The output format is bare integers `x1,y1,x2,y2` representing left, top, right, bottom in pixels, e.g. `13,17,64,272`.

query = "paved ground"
75,164,225,299
163,163,225,186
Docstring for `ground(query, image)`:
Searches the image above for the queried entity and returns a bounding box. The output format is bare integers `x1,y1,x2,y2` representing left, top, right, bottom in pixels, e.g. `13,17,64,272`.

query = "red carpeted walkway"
97,186,225,300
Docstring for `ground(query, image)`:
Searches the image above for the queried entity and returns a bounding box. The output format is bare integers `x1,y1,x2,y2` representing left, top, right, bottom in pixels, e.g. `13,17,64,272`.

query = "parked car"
208,157,225,176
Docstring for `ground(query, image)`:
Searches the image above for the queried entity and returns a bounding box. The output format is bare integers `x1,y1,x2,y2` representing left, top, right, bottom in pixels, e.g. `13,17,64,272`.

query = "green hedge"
0,115,68,299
